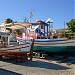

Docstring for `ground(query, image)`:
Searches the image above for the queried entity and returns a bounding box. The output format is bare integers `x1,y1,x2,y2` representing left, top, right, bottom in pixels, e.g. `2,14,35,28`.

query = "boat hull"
0,44,31,53
33,46,75,53
33,38,75,53
17,38,75,54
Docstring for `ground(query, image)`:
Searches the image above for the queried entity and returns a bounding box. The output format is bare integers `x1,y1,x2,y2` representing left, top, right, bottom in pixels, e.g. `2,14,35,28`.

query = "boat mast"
29,9,34,23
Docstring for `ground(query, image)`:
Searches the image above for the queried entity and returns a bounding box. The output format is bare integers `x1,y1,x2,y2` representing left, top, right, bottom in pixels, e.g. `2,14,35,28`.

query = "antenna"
29,9,34,23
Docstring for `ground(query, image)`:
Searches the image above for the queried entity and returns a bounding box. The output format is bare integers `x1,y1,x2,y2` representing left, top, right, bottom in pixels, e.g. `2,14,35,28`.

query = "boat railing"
0,40,20,47
10,41,19,45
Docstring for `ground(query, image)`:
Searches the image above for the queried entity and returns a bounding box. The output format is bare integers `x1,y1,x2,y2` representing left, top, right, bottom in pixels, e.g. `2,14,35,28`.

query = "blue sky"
0,0,74,29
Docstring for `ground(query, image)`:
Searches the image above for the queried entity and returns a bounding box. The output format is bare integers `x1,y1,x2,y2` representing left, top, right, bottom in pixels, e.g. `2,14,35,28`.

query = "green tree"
5,18,13,23
23,17,29,23
66,19,75,33
16,29,22,35
66,19,75,38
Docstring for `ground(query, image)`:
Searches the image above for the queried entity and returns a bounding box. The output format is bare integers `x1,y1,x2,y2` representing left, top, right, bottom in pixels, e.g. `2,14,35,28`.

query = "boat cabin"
0,32,9,47
0,32,18,48
27,20,51,39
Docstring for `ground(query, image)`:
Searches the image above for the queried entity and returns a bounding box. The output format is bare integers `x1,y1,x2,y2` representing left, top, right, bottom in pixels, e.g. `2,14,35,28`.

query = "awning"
6,25,25,30
6,22,32,30
13,22,32,28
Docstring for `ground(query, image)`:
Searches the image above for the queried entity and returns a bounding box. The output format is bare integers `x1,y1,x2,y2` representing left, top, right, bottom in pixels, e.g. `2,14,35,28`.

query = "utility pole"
64,21,66,37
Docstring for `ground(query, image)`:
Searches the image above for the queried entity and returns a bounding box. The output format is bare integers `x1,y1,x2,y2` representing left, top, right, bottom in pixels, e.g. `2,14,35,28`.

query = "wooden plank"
30,39,34,61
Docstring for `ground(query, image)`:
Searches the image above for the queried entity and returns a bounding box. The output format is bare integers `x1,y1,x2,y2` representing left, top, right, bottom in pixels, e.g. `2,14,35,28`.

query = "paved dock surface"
0,57,75,75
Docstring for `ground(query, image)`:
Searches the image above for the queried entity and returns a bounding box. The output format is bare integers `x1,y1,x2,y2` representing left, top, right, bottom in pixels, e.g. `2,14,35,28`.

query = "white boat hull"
34,38,75,46
0,44,31,52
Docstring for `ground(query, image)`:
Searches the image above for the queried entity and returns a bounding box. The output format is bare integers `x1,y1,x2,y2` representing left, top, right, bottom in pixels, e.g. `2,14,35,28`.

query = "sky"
0,0,74,29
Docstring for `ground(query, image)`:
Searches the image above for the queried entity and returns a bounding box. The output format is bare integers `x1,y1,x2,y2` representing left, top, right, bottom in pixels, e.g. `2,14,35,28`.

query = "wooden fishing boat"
17,37,75,54
0,32,32,59
4,22,75,54
33,38,75,53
